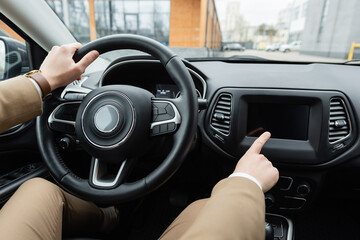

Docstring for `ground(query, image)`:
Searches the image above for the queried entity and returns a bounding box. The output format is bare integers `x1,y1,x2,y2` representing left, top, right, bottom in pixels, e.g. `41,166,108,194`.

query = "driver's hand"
40,42,99,91
233,132,279,192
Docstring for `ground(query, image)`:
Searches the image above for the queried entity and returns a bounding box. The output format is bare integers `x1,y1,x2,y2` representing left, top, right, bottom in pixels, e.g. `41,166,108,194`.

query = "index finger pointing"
248,131,271,154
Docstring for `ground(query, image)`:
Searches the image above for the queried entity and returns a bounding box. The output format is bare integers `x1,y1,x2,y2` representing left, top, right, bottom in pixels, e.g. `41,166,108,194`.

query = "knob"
297,183,311,196
265,194,275,208
59,137,71,150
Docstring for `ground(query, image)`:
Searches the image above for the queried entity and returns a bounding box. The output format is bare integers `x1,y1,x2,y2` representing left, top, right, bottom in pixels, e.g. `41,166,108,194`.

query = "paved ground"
218,49,345,63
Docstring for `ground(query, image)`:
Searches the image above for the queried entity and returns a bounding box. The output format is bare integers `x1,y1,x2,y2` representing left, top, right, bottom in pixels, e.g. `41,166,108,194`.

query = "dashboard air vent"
329,98,350,143
211,93,232,135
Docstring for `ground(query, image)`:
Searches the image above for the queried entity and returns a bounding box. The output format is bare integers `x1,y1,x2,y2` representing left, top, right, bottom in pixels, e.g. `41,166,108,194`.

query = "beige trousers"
0,178,206,240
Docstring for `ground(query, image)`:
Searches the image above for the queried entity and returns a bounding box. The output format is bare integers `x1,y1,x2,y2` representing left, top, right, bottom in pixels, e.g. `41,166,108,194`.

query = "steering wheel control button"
165,104,175,117
151,122,178,136
94,105,120,133
167,122,176,131
152,102,175,122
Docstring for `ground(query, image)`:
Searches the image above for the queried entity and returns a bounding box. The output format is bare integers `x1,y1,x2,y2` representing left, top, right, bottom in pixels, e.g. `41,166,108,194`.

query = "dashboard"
59,56,360,212
100,58,206,99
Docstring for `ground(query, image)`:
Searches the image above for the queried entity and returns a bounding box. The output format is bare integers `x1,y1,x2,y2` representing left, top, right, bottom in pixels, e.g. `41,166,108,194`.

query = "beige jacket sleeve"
180,177,265,240
0,76,43,133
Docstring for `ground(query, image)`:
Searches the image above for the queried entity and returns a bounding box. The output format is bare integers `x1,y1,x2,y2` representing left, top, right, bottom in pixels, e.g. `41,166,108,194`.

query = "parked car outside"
279,41,301,53
222,43,245,51
265,43,281,51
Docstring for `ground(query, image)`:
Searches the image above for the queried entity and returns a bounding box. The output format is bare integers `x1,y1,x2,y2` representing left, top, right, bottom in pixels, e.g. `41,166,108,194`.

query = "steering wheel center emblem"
94,105,120,133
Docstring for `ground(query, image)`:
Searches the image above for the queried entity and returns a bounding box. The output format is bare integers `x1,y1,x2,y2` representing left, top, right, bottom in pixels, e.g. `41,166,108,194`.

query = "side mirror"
0,36,29,81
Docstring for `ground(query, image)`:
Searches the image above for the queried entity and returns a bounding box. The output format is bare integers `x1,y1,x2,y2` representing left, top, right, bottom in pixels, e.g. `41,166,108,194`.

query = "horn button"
75,86,153,162
94,105,121,133
81,91,134,148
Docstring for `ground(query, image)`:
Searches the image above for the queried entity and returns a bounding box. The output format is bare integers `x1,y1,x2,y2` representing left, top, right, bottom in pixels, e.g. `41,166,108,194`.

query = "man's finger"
65,42,82,52
77,50,99,70
248,131,271,154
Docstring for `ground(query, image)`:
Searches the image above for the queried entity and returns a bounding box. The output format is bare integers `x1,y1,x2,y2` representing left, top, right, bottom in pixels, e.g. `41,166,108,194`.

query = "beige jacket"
0,76,42,133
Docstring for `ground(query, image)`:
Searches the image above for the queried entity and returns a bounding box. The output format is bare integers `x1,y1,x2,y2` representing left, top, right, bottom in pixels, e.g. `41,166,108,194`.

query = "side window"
0,19,30,81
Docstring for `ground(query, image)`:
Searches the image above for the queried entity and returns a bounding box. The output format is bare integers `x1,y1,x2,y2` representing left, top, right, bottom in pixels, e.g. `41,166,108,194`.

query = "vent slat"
329,136,342,141
329,131,349,136
212,119,230,125
328,98,350,143
215,105,231,111
329,126,348,131
330,106,344,111
211,122,230,130
329,116,346,121
330,111,345,116
211,94,232,135
217,100,231,106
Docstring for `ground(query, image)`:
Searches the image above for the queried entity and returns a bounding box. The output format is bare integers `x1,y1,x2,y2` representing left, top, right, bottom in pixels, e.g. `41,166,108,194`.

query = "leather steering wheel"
36,34,198,204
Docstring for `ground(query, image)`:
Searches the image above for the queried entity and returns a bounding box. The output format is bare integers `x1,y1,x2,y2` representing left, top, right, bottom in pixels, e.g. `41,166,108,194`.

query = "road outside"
218,50,344,63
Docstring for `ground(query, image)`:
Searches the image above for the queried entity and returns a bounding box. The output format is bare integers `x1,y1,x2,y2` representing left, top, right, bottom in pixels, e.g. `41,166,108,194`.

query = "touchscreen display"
247,103,309,140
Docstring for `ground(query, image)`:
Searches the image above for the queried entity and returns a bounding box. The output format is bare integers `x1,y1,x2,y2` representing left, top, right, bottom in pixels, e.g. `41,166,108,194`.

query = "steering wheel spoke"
48,101,81,133
150,99,181,136
90,157,136,189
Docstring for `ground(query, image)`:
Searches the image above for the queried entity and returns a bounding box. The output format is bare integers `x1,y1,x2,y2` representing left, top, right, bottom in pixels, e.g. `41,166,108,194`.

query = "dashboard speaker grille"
329,98,350,143
211,93,232,135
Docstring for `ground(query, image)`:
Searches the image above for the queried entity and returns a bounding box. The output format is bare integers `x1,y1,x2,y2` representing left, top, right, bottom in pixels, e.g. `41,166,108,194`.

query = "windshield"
45,0,360,63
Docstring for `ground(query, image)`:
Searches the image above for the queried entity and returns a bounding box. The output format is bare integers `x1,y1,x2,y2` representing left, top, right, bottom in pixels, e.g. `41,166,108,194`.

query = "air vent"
329,98,351,143
211,93,232,135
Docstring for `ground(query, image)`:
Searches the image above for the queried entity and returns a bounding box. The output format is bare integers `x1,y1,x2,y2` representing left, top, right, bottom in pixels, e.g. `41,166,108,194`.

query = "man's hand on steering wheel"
39,42,99,91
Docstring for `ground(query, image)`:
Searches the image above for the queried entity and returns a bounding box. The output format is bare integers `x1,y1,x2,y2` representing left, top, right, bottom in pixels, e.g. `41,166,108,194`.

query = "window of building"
293,6,300,20
302,2,308,18
317,0,330,42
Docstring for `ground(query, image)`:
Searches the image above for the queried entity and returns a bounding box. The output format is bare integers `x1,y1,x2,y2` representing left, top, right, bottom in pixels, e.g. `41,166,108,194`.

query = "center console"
206,88,356,165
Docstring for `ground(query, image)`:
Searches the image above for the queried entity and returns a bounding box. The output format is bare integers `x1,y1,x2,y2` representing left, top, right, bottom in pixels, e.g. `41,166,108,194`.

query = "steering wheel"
36,34,198,204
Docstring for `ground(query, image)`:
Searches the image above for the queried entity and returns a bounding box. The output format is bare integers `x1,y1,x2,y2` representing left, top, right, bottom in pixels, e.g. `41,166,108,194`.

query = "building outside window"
317,0,330,42
46,0,170,45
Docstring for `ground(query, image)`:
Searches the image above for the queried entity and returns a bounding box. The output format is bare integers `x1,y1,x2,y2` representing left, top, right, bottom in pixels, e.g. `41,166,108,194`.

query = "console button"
280,196,306,210
276,176,293,191
296,183,311,196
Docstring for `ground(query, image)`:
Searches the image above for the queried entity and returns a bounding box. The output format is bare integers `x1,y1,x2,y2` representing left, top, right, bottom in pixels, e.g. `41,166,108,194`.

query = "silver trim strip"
48,101,81,127
81,91,136,149
150,100,181,129
91,158,126,187
60,76,91,98
266,213,294,240
99,59,207,99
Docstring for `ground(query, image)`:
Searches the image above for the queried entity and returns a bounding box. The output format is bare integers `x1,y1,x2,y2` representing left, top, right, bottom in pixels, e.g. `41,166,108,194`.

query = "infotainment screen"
247,103,310,140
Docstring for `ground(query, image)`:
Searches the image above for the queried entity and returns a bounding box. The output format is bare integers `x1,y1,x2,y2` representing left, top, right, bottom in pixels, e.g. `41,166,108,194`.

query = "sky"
216,0,293,26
